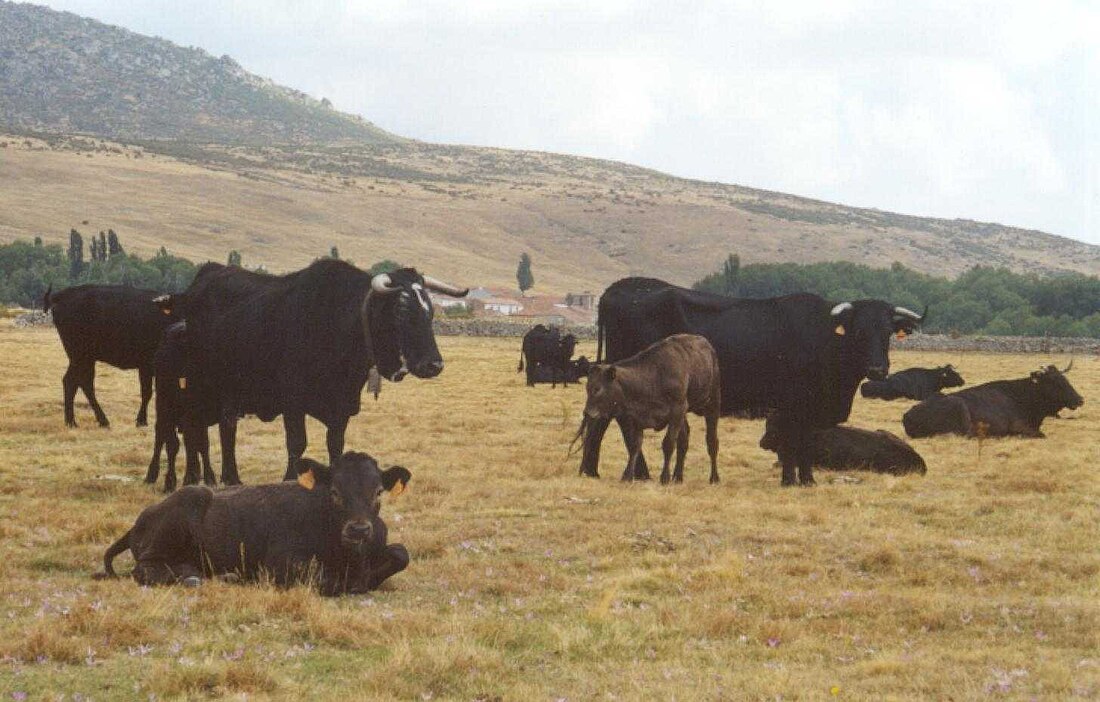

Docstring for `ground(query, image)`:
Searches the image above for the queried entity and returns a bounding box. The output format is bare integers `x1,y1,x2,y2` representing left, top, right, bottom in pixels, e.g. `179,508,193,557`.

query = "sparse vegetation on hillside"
694,258,1100,337
0,1,398,145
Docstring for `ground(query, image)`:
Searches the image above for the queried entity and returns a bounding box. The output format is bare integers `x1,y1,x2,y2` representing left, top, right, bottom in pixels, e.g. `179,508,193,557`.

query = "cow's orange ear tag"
834,325,846,336
297,469,316,491
162,309,172,315
390,481,406,497
896,330,908,340
178,377,187,390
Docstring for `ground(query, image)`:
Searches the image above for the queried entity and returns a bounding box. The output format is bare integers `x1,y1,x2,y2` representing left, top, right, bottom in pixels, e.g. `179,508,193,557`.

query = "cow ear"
295,458,331,490
381,466,412,496
830,302,852,335
153,294,175,316
604,366,616,381
1030,370,1043,383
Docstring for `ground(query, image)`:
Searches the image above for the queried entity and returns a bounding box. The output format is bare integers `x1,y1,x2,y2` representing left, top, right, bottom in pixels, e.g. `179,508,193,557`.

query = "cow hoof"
180,576,202,587
709,477,720,485
800,479,817,487
780,479,797,487
219,573,240,584
136,419,147,428
65,420,77,428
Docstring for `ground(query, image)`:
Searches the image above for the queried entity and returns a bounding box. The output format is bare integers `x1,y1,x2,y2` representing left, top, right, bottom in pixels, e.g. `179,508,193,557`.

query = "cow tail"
43,284,52,313
99,529,132,578
517,348,525,373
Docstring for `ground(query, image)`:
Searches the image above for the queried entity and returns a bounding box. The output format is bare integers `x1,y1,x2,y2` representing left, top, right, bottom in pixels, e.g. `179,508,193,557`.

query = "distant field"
0,324,1096,700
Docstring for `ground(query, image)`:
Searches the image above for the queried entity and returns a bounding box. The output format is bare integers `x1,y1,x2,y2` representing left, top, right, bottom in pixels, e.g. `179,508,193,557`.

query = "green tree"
722,253,740,295
107,229,124,258
67,229,84,280
329,245,340,260
227,250,242,267
516,252,534,295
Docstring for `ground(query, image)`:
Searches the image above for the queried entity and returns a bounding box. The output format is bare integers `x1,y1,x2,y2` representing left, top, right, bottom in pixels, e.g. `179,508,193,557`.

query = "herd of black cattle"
37,261,1084,595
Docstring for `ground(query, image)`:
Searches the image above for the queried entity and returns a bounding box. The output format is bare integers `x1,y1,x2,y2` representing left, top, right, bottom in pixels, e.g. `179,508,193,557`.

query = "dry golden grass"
0,322,1097,700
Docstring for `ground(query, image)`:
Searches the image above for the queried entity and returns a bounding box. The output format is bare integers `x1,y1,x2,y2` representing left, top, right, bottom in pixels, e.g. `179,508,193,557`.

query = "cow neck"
999,377,1063,422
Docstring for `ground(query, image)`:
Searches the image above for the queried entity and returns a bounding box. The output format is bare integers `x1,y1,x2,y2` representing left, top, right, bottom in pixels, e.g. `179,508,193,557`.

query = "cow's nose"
413,359,443,378
867,366,888,381
344,522,373,542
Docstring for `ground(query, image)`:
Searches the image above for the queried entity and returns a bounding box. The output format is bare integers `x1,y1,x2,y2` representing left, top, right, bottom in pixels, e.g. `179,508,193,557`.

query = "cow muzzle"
867,366,889,381
342,521,374,545
411,359,443,379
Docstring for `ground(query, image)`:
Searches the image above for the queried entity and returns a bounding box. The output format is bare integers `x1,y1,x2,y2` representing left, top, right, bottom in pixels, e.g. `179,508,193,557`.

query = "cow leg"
136,365,153,427
660,423,676,485
526,363,536,387
621,420,645,483
163,427,181,493
674,421,690,483
705,413,720,485
617,416,651,481
579,414,609,478
78,363,110,427
797,438,816,487
145,423,166,484
283,412,308,481
363,544,410,591
218,409,242,486
324,417,349,472
62,362,80,427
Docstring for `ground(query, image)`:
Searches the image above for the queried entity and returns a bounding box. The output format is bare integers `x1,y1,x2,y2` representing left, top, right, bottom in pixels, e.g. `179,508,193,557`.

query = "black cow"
861,365,964,401
159,260,466,485
101,452,410,595
902,363,1082,438
144,321,215,492
44,284,178,427
761,421,926,475
517,325,579,387
527,356,592,385
580,277,925,486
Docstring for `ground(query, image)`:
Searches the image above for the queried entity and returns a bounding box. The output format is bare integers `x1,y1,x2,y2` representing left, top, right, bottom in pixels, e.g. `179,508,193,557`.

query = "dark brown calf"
578,333,721,484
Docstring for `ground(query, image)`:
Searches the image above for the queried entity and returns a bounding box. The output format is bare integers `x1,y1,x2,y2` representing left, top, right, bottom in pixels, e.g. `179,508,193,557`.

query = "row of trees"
694,255,1100,338
0,232,403,309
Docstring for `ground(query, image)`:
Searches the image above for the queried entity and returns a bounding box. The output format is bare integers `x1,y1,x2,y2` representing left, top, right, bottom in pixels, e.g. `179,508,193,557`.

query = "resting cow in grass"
861,364,965,401
902,363,1083,439
575,333,721,485
45,284,178,427
101,452,411,595
761,421,926,475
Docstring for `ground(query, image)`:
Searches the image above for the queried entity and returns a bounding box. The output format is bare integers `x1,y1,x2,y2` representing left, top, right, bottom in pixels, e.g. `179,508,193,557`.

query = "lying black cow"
45,284,178,427
517,324,579,387
761,421,926,475
145,322,215,492
902,363,1083,438
527,356,591,385
861,365,964,401
102,452,411,595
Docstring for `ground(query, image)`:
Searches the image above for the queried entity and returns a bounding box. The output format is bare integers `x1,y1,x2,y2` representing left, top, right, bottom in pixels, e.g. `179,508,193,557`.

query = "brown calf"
578,333,721,484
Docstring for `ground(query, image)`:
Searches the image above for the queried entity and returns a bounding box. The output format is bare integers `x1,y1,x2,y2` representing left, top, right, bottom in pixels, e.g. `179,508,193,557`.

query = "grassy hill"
0,2,1096,290
0,1,398,145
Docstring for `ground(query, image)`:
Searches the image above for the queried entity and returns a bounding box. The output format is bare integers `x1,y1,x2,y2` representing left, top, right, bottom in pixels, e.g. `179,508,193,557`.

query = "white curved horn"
422,275,469,298
371,273,399,294
893,306,924,321
831,302,853,317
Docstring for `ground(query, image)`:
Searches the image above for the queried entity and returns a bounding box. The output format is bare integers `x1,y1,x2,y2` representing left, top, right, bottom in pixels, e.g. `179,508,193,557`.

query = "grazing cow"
580,277,925,486
527,356,591,385
902,363,1083,438
575,334,721,484
158,260,467,485
517,324,579,387
144,322,215,492
761,421,926,475
44,284,178,427
861,365,964,401
101,452,411,595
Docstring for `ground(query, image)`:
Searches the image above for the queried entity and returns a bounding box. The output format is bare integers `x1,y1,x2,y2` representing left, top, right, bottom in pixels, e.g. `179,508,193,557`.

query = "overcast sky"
42,0,1100,246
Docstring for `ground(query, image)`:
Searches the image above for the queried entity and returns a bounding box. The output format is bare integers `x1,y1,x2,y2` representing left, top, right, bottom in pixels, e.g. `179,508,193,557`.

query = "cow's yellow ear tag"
178,377,187,390
834,325,846,336
896,330,908,340
390,481,406,497
297,469,316,491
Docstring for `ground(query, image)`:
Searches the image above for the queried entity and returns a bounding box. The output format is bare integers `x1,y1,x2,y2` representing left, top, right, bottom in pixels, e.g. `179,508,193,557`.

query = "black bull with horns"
579,277,925,486
156,260,467,486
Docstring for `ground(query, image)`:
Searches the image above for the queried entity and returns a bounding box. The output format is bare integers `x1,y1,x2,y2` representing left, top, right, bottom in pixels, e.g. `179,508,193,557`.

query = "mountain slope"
0,1,399,144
